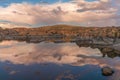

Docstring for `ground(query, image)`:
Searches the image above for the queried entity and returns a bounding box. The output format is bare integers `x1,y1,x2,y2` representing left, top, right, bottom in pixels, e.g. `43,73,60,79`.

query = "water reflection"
0,40,120,80
0,41,101,65
76,41,120,58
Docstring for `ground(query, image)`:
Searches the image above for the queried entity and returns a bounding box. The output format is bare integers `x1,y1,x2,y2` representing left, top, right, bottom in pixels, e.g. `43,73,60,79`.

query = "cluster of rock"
0,25,119,44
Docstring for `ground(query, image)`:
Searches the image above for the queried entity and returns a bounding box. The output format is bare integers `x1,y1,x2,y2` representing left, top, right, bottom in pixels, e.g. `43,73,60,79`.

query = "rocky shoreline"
0,25,120,44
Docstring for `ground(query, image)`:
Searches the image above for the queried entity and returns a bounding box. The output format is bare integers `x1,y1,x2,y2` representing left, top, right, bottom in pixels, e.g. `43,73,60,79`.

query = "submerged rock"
102,67,114,76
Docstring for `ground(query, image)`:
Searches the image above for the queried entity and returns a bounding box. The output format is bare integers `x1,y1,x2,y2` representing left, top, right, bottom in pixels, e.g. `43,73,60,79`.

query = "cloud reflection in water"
0,41,120,71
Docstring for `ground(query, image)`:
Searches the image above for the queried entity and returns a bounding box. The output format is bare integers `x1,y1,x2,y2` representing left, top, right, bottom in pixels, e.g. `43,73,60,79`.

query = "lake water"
0,40,120,80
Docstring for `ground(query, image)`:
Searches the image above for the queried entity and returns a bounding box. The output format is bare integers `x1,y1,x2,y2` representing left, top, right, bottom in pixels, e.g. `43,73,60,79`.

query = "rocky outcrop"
99,47,120,58
101,67,114,76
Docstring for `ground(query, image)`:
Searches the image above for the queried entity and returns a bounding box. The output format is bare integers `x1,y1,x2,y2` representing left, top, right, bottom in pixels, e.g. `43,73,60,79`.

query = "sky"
0,0,120,27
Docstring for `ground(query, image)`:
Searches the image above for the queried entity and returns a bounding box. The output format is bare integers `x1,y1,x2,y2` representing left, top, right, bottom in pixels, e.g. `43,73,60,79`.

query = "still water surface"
0,41,120,80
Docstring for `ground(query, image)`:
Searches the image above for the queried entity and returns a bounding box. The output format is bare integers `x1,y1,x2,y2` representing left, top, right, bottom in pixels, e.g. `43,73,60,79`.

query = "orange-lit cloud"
0,0,119,27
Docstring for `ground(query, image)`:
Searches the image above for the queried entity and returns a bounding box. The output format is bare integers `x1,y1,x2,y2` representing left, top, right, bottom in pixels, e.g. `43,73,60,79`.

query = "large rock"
102,67,114,76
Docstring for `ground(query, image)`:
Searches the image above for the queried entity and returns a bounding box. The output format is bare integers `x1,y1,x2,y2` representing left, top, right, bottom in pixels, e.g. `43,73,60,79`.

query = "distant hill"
0,24,119,39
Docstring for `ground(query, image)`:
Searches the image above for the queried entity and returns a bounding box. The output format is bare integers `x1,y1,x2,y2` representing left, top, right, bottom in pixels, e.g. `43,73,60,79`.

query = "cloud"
0,22,30,28
76,0,112,12
0,0,119,27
